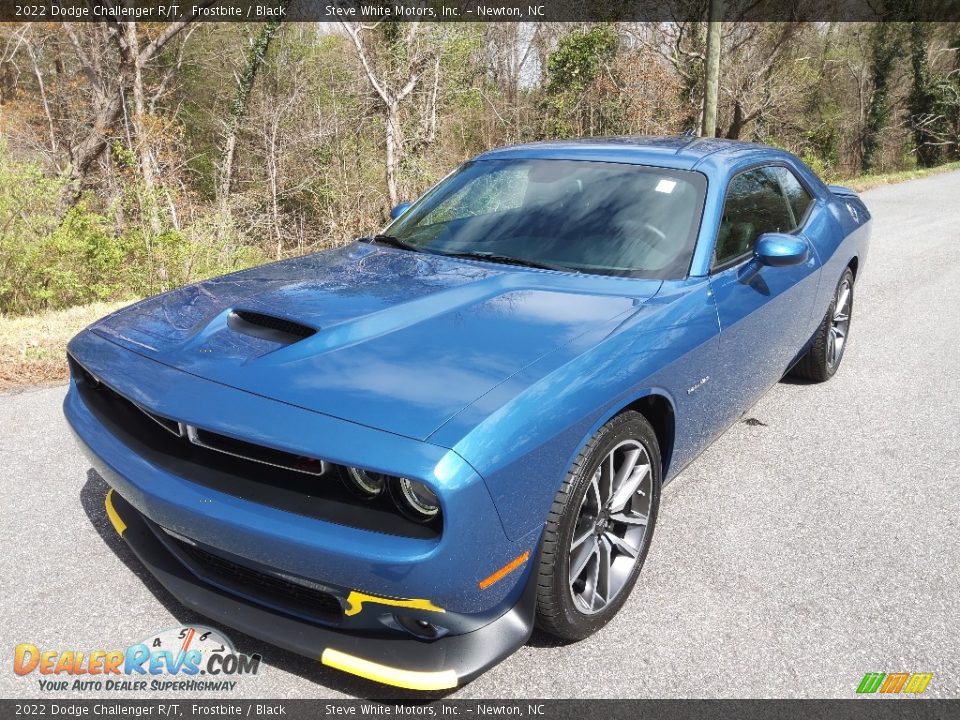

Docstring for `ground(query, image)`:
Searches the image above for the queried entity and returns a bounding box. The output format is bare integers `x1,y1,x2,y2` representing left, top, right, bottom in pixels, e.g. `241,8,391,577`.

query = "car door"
707,165,822,430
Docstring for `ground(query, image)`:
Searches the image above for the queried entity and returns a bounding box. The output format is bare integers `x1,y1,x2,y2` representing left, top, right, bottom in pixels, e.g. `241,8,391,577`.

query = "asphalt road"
2,172,959,700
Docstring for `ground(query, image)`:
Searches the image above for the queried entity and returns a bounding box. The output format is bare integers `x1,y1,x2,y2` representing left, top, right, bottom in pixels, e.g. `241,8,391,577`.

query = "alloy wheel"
828,278,852,368
568,439,653,614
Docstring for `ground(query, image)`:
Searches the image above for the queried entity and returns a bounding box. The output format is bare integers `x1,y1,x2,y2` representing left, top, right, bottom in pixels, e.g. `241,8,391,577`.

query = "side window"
713,167,794,268
767,166,813,225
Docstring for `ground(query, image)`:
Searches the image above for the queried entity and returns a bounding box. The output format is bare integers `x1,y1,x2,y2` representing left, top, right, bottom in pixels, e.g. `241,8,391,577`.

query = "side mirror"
389,202,412,220
755,233,808,267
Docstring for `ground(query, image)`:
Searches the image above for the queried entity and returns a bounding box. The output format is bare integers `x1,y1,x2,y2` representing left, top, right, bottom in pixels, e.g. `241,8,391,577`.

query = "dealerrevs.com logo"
14,626,261,692
856,672,934,695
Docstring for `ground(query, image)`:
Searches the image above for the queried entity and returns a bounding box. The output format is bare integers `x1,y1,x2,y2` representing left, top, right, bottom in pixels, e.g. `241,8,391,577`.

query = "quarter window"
767,166,813,225
713,167,802,268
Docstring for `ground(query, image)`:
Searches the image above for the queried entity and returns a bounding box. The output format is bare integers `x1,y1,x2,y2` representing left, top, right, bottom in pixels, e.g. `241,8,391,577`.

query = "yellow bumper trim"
344,591,444,617
321,648,457,691
104,489,127,536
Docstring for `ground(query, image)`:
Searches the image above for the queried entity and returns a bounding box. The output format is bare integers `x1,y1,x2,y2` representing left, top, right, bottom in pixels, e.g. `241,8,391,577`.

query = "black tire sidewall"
541,412,661,639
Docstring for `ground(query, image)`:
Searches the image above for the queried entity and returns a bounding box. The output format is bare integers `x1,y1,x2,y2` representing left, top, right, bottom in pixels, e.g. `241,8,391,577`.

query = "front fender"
437,278,721,540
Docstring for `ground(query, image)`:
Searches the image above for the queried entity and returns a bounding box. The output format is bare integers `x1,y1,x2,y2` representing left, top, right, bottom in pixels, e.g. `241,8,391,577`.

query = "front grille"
137,406,181,436
164,533,343,625
69,354,441,539
186,425,327,476
228,310,316,344
70,353,327,477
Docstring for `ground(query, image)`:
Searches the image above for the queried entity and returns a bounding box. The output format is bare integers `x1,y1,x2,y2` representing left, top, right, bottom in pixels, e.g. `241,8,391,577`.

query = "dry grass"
837,161,960,193
0,300,134,391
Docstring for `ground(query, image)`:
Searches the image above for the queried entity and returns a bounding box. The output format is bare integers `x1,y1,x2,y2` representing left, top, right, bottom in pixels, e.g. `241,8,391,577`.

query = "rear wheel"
791,267,854,382
535,411,661,640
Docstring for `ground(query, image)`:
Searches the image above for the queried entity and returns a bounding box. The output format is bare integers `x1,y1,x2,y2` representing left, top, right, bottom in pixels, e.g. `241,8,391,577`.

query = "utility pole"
701,0,723,138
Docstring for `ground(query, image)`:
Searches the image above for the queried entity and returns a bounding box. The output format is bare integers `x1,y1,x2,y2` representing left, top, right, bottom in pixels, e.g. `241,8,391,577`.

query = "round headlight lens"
344,467,386,498
394,478,439,521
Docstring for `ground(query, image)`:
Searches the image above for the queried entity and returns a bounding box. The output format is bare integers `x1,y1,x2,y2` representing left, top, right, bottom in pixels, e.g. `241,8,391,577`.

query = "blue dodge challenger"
64,137,870,690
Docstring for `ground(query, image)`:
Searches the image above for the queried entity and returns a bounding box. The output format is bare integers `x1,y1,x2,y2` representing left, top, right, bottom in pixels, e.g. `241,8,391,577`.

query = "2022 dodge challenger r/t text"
64,137,870,690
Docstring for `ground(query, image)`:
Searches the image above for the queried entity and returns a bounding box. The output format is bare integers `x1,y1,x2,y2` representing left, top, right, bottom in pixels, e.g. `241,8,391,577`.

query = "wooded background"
1,20,958,316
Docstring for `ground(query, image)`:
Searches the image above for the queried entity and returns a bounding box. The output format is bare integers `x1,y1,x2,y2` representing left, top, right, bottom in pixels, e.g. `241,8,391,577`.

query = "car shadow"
524,630,570,649
79,469,457,702
778,374,816,386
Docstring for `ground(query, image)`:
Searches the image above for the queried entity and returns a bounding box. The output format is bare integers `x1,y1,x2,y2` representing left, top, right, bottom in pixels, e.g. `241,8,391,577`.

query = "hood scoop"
227,309,316,345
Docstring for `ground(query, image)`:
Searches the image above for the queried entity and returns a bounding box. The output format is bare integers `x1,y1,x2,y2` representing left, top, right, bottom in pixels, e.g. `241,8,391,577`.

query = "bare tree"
628,22,707,130
219,17,287,208
22,31,59,162
718,23,805,139
341,22,440,206
62,13,209,201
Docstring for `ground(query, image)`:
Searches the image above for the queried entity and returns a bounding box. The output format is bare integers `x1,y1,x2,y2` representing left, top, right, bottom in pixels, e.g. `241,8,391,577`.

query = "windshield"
383,159,707,278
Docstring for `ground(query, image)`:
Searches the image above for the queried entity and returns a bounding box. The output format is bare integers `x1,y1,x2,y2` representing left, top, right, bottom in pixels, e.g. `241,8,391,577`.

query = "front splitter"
103,488,537,691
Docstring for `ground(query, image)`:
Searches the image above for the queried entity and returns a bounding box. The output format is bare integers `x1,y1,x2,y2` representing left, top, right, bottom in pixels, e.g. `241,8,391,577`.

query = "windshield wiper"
363,238,573,272
363,234,420,252
437,250,576,273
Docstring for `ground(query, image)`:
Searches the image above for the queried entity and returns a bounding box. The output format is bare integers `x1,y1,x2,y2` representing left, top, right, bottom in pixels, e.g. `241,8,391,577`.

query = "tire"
791,267,854,382
535,411,661,641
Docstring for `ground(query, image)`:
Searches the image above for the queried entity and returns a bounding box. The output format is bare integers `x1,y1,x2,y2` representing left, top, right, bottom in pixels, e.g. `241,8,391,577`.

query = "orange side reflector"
479,550,530,590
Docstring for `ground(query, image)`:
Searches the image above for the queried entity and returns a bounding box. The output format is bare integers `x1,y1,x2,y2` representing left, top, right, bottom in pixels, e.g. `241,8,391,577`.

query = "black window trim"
709,161,818,274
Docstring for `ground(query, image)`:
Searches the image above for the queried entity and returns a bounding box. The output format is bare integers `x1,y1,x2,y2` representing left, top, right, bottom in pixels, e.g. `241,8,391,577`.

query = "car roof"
473,135,787,172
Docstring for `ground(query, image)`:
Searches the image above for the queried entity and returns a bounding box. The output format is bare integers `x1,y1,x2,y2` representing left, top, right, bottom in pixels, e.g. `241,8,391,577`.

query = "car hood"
92,244,659,440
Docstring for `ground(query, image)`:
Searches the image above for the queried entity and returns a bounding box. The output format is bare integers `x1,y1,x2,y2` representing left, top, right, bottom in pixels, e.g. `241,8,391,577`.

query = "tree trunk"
124,23,162,234
725,100,745,139
24,38,58,160
218,18,285,207
862,23,899,172
385,102,400,207
68,91,124,190
908,22,938,167
267,113,282,259
701,1,723,138
341,21,430,212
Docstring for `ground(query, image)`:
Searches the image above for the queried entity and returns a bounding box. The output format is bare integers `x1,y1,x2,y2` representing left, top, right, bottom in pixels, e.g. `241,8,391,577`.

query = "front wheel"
791,267,854,382
535,411,661,640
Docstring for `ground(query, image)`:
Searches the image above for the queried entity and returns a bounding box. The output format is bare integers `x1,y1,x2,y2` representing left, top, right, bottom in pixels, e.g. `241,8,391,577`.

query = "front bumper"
64,328,542,689
104,487,536,690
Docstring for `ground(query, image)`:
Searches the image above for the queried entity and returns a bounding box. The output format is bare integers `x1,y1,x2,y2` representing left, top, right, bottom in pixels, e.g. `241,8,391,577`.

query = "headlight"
341,467,441,524
392,477,440,522
342,467,387,498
